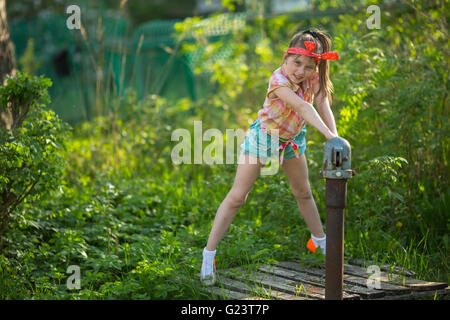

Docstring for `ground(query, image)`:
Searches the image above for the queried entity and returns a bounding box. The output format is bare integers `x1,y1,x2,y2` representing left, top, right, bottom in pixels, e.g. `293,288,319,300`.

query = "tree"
0,0,16,129
0,0,15,84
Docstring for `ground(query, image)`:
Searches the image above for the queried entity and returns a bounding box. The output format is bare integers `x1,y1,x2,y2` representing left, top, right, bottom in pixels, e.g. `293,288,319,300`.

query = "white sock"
201,248,216,277
311,234,326,255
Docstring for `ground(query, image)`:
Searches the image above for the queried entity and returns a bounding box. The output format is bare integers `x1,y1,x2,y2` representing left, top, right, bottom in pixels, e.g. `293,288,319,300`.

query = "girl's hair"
284,29,335,105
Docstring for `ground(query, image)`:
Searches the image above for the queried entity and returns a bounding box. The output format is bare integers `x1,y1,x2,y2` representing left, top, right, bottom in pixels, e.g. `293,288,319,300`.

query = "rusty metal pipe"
320,137,353,300
325,180,347,300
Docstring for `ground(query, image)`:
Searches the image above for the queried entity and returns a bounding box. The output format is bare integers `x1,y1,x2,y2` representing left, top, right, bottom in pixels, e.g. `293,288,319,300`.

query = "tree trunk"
0,0,16,129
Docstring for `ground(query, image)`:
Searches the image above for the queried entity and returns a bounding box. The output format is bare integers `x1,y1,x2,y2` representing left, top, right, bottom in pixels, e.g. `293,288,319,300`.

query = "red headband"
285,41,339,64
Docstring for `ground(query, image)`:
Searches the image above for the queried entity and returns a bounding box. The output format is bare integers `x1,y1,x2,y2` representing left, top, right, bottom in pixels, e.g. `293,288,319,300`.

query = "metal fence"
9,10,247,124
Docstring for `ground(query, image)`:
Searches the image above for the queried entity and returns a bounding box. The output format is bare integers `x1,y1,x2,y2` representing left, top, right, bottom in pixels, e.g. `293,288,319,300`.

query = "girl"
200,29,340,285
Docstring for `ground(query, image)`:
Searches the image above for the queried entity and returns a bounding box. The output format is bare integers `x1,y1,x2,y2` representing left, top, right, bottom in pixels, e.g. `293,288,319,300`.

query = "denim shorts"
240,118,307,161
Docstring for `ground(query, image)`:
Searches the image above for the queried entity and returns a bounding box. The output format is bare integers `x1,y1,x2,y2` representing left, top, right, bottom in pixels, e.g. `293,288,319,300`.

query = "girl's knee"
226,189,248,208
291,184,313,200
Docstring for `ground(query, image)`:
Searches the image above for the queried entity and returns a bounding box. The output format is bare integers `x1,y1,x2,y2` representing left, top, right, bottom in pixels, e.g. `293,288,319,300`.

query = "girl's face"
282,54,317,84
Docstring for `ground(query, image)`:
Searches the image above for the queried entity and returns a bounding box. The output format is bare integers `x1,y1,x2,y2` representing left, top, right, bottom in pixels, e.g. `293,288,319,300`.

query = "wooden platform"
204,259,449,300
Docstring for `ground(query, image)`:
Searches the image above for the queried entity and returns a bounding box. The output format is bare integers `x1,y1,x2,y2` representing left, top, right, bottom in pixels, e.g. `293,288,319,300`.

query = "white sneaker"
200,248,216,286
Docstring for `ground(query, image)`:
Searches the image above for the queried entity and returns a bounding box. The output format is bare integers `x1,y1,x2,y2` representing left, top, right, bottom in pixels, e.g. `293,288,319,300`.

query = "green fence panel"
9,11,248,124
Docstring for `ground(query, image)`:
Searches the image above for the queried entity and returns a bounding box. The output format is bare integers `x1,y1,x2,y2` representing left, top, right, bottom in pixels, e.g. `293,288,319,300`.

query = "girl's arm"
314,92,338,136
272,86,336,140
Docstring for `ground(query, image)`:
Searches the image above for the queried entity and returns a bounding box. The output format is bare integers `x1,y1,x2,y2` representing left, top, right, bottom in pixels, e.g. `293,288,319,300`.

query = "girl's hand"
326,131,337,140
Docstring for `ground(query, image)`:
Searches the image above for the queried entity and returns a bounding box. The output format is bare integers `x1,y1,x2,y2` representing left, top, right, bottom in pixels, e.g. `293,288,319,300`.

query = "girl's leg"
281,154,325,238
205,154,264,251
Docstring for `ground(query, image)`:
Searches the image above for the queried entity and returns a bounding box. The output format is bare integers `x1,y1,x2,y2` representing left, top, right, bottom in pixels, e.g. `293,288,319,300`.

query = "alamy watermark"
367,5,381,30
66,5,81,30
366,265,381,289
66,265,81,290
171,121,281,175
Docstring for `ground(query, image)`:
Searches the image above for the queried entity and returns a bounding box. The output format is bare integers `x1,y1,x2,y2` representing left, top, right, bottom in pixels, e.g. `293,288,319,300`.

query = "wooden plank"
260,264,385,299
407,286,450,299
290,259,447,293
205,286,254,300
219,277,297,300
202,260,448,300
347,258,416,277
285,260,410,294
222,268,324,300
180,274,251,300
373,286,450,300
217,276,307,300
259,264,327,286
221,267,360,300
284,261,410,296
216,277,257,296
341,263,448,292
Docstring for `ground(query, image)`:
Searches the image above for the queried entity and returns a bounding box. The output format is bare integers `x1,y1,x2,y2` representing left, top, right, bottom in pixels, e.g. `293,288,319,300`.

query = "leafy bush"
0,72,70,250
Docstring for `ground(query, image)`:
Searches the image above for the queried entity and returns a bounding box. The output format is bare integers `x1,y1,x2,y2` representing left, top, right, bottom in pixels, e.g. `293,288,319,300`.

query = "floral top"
257,66,319,140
